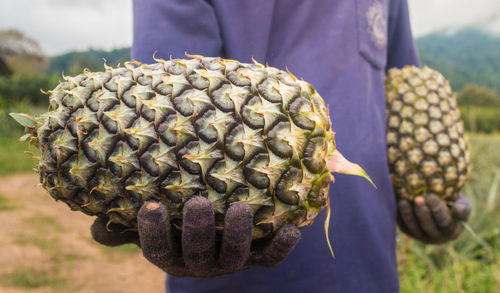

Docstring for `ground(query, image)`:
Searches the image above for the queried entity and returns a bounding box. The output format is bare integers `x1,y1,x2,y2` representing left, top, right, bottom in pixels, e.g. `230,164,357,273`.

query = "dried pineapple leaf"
327,149,376,188
9,113,36,128
324,196,334,259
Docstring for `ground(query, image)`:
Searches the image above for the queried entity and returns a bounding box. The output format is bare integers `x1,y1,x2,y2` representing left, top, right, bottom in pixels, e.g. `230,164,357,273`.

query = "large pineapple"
385,66,471,203
12,55,371,241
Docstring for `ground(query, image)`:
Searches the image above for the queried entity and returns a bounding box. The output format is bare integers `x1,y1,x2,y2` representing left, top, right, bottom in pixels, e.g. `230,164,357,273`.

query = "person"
91,0,472,292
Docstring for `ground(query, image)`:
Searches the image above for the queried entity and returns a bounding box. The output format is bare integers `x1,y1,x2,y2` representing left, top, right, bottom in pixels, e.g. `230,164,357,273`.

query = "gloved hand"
397,193,472,244
91,196,301,277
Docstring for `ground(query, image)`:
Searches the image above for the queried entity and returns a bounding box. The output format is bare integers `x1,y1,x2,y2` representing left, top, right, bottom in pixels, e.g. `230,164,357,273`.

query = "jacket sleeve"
385,0,421,70
131,0,224,63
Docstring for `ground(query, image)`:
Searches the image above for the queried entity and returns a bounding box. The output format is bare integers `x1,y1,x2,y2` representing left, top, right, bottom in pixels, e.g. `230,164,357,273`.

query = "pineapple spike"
251,57,264,68
105,219,114,232
185,52,204,59
61,71,68,81
152,51,165,64
124,61,134,71
102,58,112,71
131,60,143,66
222,58,238,63
286,66,298,82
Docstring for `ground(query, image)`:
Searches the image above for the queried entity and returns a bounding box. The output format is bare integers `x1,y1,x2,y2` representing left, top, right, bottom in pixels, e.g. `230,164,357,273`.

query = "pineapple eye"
241,96,265,129
266,121,293,158
210,84,236,112
244,153,270,189
276,167,302,205
206,160,228,193
302,137,328,173
289,97,315,130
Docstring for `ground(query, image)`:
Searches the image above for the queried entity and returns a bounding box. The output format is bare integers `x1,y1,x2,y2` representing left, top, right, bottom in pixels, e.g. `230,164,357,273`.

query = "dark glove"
397,193,472,244
91,196,301,277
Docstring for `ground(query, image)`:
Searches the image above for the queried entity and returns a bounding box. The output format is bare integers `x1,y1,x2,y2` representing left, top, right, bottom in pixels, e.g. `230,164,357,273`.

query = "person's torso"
135,0,399,292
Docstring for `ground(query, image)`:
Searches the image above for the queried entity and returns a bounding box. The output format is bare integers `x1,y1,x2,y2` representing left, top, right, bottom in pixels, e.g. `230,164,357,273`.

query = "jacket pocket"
356,0,388,70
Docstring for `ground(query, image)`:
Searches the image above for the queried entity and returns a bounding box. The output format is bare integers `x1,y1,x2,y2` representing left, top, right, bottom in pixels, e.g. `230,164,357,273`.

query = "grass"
0,136,38,177
15,233,55,251
100,243,141,262
22,213,65,232
0,102,45,177
0,193,18,211
398,133,500,292
2,213,77,291
1,267,66,289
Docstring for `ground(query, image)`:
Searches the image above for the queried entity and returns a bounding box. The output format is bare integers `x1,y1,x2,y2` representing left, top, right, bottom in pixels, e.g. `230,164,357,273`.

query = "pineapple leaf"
9,113,36,128
324,197,335,259
18,133,31,142
327,149,376,188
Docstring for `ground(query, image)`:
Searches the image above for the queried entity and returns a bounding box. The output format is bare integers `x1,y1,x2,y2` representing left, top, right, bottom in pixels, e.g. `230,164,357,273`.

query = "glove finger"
257,225,300,267
219,203,253,270
397,211,412,236
429,222,464,244
452,193,472,221
426,194,454,231
138,201,179,268
91,216,139,246
414,202,442,239
397,199,424,239
182,196,216,272
446,222,464,241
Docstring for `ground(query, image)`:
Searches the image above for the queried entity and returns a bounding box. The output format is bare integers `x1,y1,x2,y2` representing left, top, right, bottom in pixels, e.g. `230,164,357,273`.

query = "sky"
0,0,499,56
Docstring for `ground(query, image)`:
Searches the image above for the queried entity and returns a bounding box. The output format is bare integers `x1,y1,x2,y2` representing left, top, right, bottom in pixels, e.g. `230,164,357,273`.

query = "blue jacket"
132,0,420,292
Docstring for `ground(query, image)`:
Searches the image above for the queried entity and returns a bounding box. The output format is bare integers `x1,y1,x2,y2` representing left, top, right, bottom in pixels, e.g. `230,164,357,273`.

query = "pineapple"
12,55,372,242
385,66,471,203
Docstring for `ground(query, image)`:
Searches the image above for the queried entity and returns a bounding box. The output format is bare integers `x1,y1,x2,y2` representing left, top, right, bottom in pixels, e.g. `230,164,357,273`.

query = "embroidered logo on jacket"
366,2,387,48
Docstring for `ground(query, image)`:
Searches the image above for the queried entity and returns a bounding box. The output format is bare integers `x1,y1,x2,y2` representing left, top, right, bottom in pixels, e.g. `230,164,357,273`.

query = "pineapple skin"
385,66,471,203
33,56,335,239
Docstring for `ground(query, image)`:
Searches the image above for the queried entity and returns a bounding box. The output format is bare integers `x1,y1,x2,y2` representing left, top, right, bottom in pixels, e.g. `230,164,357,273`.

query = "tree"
457,83,500,107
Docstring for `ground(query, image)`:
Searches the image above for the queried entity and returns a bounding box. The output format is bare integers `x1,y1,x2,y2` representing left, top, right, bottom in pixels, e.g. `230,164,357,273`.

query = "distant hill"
49,48,130,75
416,28,500,93
47,28,500,93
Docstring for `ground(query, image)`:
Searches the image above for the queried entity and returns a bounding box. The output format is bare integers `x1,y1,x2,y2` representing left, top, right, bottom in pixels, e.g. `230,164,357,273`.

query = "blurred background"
0,0,499,292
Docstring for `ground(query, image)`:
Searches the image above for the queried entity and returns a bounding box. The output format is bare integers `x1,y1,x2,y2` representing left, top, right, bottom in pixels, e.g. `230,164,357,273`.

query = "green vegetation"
461,106,500,134
0,193,17,211
457,84,500,107
456,83,500,133
49,47,130,75
0,267,66,289
100,244,141,262
398,134,500,292
0,136,38,176
0,101,44,176
417,28,500,93
1,213,80,290
0,73,58,107
417,29,500,133
22,213,65,232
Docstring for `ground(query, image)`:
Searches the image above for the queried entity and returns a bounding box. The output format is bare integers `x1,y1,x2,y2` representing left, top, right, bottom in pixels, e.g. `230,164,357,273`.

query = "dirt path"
0,174,165,293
